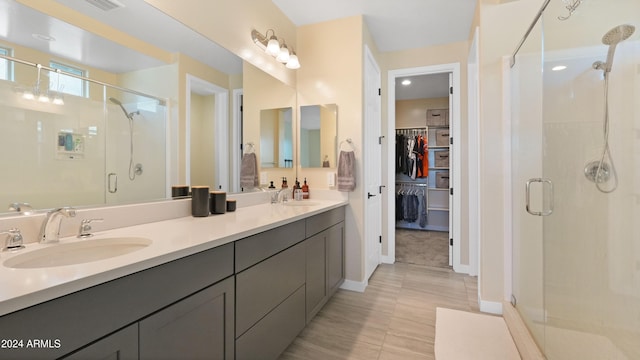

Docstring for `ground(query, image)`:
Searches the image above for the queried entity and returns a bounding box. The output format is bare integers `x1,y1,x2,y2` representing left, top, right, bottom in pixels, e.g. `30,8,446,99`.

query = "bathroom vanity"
0,202,346,360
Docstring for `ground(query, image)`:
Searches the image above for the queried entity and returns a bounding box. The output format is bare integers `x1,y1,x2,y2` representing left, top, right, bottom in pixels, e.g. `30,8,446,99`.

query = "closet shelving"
395,126,449,231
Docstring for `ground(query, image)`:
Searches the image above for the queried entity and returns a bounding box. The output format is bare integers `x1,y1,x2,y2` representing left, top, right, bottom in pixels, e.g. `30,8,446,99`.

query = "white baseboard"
454,264,470,274
340,279,367,293
479,299,503,315
381,255,395,264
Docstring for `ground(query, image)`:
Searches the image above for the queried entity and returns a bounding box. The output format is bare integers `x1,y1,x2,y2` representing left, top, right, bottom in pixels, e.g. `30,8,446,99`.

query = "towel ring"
244,142,255,154
339,138,355,151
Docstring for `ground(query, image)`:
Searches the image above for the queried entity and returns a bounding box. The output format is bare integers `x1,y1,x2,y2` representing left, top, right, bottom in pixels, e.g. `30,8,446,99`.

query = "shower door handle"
526,178,554,216
108,173,118,193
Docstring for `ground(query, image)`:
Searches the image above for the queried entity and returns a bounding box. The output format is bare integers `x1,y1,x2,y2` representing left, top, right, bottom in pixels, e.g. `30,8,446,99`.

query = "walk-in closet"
394,73,451,268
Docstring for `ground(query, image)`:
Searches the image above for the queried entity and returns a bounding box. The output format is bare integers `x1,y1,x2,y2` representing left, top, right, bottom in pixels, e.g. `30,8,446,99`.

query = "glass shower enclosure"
510,0,639,358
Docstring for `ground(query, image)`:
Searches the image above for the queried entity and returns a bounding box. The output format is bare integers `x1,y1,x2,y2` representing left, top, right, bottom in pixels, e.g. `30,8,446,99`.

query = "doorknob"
367,192,376,199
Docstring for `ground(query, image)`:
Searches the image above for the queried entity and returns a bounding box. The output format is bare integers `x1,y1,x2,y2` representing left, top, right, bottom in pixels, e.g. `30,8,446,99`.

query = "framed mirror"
299,104,338,168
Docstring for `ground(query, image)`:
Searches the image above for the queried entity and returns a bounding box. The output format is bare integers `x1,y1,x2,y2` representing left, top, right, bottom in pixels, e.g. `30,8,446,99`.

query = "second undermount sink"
3,237,152,269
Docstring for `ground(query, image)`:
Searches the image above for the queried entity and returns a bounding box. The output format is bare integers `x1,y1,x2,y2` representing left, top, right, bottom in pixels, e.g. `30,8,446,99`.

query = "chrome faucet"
270,189,289,204
0,228,24,251
39,207,76,243
78,218,103,238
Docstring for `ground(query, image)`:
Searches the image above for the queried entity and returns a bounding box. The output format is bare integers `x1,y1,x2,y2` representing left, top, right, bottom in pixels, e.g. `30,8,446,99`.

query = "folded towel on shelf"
337,150,356,192
240,152,258,189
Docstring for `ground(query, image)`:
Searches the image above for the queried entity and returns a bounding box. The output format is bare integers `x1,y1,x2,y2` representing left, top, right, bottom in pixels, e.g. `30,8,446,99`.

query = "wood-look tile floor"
279,263,479,360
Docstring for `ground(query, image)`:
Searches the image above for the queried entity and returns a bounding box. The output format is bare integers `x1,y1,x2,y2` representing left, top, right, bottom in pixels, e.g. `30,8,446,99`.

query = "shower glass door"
513,0,640,358
105,88,167,205
541,0,640,358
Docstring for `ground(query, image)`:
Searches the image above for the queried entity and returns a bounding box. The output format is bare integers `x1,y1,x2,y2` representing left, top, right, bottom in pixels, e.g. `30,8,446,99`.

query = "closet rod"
396,181,428,187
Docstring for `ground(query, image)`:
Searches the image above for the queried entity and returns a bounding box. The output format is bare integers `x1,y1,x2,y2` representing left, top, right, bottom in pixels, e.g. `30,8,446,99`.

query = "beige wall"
396,97,449,128
243,62,296,185
145,0,297,87
190,93,216,188
477,0,544,305
297,15,367,283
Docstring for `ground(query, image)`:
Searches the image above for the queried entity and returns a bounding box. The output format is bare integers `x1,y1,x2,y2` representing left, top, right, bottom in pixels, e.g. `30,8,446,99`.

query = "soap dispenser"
302,178,310,199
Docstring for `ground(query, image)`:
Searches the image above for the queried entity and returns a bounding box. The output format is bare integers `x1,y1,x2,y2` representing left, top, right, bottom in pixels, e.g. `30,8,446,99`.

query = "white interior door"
448,72,453,266
364,45,382,280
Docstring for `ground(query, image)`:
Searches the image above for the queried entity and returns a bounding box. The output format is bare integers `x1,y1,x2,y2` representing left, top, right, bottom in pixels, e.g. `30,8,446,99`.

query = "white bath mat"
435,307,520,360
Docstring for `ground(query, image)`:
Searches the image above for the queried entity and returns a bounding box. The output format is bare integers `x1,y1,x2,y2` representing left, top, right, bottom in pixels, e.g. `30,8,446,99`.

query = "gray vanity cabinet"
235,207,346,360
305,220,345,322
63,324,138,360
234,221,307,360
139,277,234,360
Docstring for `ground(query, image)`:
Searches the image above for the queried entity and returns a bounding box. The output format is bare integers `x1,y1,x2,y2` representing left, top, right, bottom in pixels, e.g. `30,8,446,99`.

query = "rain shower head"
593,24,635,73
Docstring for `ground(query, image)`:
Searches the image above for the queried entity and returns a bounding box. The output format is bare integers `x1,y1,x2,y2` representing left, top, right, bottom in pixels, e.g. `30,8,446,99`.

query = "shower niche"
56,132,85,160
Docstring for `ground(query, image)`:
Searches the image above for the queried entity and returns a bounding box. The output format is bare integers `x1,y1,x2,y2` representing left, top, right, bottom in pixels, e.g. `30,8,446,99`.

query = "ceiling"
2,0,473,98
272,0,477,52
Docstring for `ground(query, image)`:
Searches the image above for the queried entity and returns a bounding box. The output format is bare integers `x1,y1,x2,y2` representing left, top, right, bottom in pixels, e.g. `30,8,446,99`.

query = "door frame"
363,44,382,281
384,63,465,273
185,74,229,190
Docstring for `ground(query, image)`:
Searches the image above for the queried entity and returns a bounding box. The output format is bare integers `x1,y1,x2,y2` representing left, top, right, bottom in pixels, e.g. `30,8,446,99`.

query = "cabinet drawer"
305,206,345,237
236,242,305,337
139,277,234,360
236,286,306,360
235,219,305,272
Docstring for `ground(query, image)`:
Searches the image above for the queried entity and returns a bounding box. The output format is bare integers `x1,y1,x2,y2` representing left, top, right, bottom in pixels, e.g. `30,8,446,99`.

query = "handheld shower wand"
109,97,143,181
109,97,139,120
586,24,635,193
592,24,635,74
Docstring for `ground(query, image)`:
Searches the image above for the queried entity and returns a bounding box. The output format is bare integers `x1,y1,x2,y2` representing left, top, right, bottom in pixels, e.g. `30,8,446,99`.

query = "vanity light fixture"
251,29,301,69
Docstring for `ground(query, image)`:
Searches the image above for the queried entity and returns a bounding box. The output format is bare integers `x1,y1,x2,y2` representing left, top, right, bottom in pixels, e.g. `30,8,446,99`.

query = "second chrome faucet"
39,207,76,243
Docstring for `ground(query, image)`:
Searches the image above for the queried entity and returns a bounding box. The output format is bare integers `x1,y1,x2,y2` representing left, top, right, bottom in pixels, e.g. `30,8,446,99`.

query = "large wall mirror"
300,104,338,168
0,0,296,215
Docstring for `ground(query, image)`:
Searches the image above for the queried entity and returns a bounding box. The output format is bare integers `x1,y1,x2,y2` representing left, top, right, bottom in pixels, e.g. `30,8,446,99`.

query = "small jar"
210,191,226,214
191,186,210,217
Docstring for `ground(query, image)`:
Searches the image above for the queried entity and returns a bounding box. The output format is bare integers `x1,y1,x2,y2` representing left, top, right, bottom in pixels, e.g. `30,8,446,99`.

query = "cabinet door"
305,231,327,321
63,324,138,360
139,277,234,360
327,222,345,295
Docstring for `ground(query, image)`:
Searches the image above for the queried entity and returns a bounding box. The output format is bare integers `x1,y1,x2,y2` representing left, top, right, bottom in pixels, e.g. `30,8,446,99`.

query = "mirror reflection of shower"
109,97,143,181
584,24,635,193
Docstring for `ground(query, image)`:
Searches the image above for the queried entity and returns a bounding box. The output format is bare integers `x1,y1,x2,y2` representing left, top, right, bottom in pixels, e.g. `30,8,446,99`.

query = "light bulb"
286,54,300,69
22,90,35,100
38,93,50,103
266,37,280,56
276,46,290,63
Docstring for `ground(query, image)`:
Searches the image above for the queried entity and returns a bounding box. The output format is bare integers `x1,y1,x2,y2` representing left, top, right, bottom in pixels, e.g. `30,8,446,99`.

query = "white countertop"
0,199,347,316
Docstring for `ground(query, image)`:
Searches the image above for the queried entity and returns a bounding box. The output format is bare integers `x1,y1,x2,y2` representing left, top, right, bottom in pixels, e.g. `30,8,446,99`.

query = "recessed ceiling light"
552,65,567,71
32,33,55,42
401,79,411,86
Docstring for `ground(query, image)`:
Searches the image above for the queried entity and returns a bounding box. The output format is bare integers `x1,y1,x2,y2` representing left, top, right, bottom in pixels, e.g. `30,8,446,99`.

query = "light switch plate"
260,172,268,185
327,172,335,187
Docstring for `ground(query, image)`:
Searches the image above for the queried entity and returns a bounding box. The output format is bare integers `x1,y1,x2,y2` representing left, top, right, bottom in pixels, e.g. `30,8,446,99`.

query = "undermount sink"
3,237,152,269
283,201,319,206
